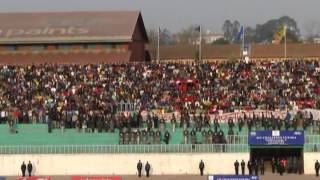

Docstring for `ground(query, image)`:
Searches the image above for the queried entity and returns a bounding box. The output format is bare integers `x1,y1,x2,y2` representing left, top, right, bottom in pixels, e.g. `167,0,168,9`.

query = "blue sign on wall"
248,130,304,145
0,177,6,180
208,175,258,180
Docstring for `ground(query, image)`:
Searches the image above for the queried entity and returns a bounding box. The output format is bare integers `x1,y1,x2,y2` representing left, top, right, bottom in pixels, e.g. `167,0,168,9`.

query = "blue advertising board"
208,175,258,180
0,177,6,180
248,130,304,145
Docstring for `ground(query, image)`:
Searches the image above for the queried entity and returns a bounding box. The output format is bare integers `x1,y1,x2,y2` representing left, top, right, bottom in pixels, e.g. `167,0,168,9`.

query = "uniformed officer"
199,160,205,176
137,160,143,177
21,161,26,177
234,160,239,175
145,161,151,177
241,160,245,175
315,160,320,176
260,158,265,175
27,161,32,177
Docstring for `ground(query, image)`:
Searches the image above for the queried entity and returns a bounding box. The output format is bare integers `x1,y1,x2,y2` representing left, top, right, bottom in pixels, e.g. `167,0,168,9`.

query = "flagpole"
157,27,160,62
284,25,287,60
199,25,202,61
242,27,245,58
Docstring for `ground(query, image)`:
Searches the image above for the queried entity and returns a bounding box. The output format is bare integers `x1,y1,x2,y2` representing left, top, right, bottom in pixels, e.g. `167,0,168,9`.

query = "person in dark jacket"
247,160,253,175
21,161,26,177
271,157,276,173
164,131,170,144
137,160,142,177
145,161,151,177
254,159,259,176
234,160,239,175
241,160,245,175
260,158,265,175
315,160,320,176
27,161,32,177
199,160,205,176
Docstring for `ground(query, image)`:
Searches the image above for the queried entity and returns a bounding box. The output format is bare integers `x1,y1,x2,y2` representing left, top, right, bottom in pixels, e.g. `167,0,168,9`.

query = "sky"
1,0,320,36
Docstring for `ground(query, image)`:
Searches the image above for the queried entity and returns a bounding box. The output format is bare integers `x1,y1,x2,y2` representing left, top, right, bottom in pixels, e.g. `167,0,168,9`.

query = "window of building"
58,44,71,50
84,44,97,49
32,45,45,50
5,45,17,51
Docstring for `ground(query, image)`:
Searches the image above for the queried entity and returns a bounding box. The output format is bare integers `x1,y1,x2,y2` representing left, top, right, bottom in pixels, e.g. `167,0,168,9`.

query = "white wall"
0,153,249,176
304,153,320,174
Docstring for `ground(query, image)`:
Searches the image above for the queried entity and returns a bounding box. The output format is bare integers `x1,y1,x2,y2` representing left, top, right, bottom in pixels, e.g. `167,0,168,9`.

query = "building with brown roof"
0,11,150,64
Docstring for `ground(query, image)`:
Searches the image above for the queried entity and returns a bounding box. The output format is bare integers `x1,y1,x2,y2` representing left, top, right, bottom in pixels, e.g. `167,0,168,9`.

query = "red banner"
18,177,50,180
71,176,121,180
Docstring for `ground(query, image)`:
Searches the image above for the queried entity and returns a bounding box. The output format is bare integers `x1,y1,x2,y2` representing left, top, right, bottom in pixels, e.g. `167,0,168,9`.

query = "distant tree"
147,28,158,59
160,28,176,45
174,25,199,45
304,20,320,42
212,38,229,45
222,20,233,42
222,20,242,43
232,20,241,42
253,16,301,43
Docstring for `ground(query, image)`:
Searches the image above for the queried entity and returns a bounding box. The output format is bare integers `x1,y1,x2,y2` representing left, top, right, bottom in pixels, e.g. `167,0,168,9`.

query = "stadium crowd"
0,60,319,142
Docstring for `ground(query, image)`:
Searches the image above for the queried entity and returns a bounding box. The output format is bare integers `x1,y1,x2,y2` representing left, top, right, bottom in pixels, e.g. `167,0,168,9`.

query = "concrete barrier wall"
0,153,249,176
304,153,320,174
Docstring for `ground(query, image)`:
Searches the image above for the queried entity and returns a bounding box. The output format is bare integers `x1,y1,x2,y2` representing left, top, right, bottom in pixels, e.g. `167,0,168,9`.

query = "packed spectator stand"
0,60,320,146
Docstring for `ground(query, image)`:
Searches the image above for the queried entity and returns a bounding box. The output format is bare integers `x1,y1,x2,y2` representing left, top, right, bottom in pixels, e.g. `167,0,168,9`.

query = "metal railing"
0,144,250,154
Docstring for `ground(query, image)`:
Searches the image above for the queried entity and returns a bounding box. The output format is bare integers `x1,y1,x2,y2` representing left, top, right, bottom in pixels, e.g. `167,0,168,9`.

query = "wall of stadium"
304,153,320,174
0,153,249,176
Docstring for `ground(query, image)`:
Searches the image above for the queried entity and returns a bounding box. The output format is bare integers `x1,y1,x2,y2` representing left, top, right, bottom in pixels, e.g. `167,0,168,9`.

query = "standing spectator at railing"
227,128,234,144
183,129,189,144
136,130,141,144
0,109,7,124
201,130,207,144
190,128,196,144
238,117,244,132
155,130,161,144
60,120,65,133
171,114,176,133
164,131,170,144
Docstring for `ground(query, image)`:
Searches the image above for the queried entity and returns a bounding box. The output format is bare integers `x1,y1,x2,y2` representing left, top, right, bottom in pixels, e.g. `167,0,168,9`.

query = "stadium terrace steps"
0,123,249,146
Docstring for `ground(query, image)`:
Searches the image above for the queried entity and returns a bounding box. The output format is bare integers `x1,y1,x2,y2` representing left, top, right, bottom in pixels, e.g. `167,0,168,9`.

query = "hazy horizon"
1,0,320,36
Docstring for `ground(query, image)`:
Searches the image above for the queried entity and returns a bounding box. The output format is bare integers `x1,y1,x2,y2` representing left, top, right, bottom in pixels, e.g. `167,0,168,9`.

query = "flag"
273,25,286,42
236,26,244,41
